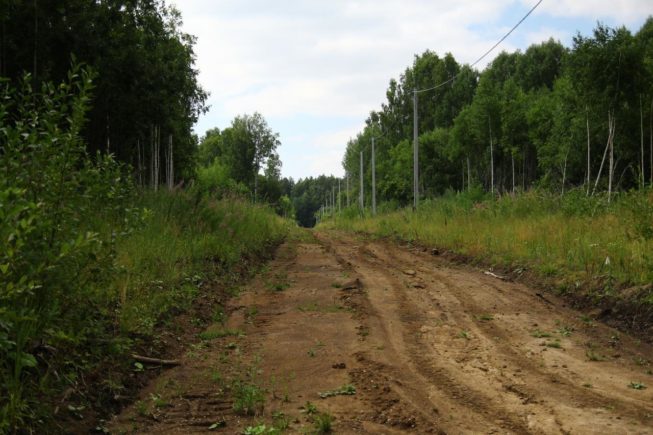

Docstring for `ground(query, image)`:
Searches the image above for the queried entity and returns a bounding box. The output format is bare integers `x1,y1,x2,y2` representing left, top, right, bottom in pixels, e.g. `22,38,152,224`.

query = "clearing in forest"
111,230,653,434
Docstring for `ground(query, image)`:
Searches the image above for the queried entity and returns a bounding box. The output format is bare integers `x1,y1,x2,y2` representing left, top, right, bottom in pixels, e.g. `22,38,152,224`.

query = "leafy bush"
194,160,249,199
623,188,653,240
0,67,137,429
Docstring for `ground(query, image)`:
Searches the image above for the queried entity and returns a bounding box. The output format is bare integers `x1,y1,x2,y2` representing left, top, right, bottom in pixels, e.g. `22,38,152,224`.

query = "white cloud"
527,0,652,25
280,124,362,179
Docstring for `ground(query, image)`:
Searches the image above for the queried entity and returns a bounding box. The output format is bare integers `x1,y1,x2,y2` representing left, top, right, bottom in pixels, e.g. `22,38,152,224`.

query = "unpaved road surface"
111,231,653,434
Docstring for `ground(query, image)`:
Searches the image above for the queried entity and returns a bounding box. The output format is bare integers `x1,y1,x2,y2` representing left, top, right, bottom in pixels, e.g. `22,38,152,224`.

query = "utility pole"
413,89,419,210
346,173,350,207
338,178,341,213
332,185,335,217
360,151,364,211
372,136,376,215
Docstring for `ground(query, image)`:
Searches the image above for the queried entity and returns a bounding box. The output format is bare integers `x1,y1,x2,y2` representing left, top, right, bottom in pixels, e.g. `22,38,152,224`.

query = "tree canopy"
341,20,653,204
1,0,207,182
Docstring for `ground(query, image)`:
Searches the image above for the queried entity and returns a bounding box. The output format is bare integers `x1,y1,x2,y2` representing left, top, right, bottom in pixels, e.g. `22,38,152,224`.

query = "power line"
416,0,544,94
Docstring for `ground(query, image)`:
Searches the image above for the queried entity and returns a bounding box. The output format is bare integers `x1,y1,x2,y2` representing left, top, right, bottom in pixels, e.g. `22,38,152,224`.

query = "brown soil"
109,230,653,434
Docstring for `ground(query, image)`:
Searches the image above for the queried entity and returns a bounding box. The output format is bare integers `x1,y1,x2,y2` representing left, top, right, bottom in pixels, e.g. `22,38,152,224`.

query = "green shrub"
0,68,289,431
0,67,137,429
232,380,266,416
194,160,249,199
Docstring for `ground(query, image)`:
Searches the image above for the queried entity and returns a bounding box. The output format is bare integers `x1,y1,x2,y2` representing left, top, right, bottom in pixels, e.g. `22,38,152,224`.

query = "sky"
171,0,652,181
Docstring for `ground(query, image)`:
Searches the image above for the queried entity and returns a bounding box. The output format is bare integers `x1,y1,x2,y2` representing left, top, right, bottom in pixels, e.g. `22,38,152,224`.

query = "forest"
0,1,289,431
341,19,653,205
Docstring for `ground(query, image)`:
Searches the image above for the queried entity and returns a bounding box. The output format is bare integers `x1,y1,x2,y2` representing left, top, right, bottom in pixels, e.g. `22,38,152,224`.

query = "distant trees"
197,112,291,210
291,176,343,227
0,0,207,184
342,20,653,203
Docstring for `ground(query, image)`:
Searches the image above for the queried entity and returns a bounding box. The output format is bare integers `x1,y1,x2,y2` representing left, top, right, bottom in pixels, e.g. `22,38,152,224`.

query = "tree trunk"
33,0,37,80
586,108,591,195
150,126,154,188
137,139,142,188
522,149,526,191
467,156,471,191
561,150,569,196
489,117,494,196
1,20,5,76
511,153,515,195
253,158,259,203
592,112,614,196
462,160,465,192
106,115,110,153
166,134,173,190
338,178,341,213
640,95,645,189
608,113,615,202
154,125,160,192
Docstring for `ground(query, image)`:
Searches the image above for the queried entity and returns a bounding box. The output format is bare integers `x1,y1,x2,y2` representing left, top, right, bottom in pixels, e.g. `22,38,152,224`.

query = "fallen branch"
131,354,181,366
484,271,506,281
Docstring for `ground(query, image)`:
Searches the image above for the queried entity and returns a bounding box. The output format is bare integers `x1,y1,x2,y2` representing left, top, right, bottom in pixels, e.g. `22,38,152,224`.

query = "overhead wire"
415,0,544,94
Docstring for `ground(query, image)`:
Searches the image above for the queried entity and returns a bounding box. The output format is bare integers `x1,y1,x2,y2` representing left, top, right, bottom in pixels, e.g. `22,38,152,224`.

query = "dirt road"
111,230,653,434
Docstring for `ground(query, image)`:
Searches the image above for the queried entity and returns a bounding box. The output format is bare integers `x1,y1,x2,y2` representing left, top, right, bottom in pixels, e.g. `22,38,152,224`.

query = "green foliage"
195,160,250,199
243,424,280,435
302,401,318,415
291,175,343,227
198,114,295,216
1,1,208,182
232,380,266,416
340,20,653,202
313,412,334,433
211,113,281,191
623,189,653,240
116,191,288,335
318,384,356,398
0,67,137,430
0,68,289,431
324,189,653,299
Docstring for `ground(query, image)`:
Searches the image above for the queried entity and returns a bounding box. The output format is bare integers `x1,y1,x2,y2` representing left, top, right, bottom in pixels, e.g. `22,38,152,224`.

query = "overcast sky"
171,0,651,180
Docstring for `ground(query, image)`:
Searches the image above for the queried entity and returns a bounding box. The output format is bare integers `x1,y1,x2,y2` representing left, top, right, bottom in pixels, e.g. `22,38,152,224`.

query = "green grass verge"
115,191,289,335
321,187,653,303
1,190,290,431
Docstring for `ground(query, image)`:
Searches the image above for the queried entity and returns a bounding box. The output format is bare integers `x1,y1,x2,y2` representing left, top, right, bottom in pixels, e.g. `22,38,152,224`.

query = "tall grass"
0,66,291,431
1,189,289,430
115,191,289,335
323,188,653,299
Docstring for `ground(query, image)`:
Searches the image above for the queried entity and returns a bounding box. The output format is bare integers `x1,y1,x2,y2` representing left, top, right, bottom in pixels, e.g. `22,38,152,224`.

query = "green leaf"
19,352,37,368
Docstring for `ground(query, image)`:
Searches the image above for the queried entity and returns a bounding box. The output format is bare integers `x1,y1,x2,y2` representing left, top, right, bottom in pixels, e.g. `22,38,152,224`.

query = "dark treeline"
292,176,345,227
1,0,207,181
343,19,653,204
1,2,210,430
